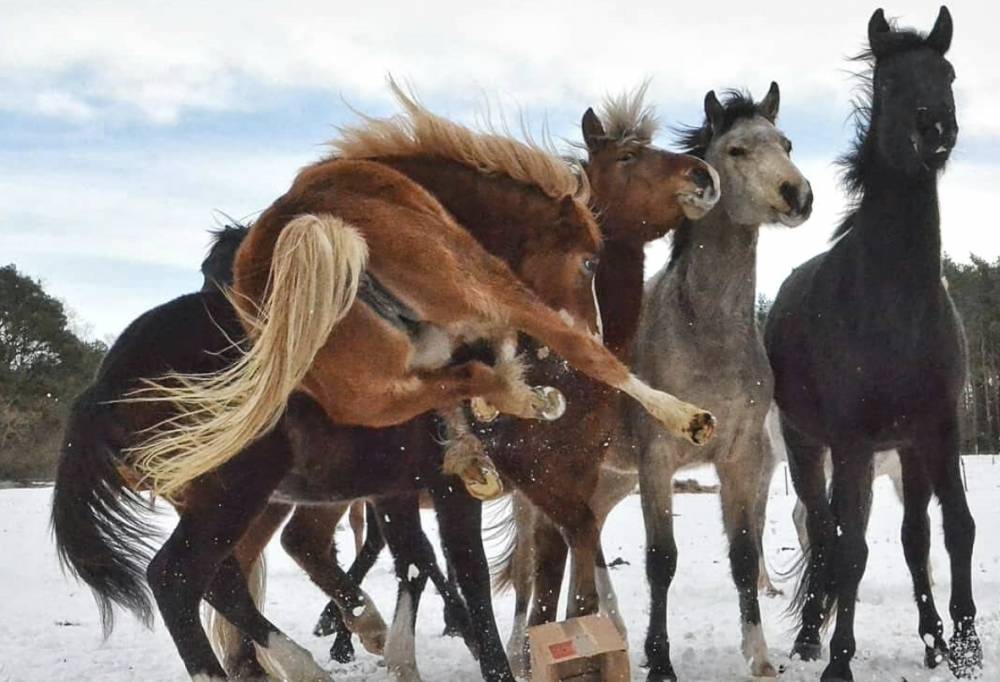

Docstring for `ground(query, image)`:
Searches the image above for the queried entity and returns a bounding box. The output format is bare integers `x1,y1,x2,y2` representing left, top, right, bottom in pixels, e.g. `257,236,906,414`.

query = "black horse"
50,225,494,682
764,6,982,681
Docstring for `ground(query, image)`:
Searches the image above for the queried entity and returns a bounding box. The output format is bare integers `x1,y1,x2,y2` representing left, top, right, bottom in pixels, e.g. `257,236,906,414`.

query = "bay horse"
624,82,812,682
484,85,721,678
763,7,982,681
123,81,717,507
52,85,714,682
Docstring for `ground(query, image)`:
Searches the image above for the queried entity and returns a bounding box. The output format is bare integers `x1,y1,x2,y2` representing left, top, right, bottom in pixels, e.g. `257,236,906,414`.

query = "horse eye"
619,151,636,163
785,141,793,154
583,258,599,274
728,146,747,157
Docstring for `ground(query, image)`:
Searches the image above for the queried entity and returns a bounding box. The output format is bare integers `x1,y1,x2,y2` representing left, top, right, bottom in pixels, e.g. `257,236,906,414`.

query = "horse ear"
926,6,953,54
582,108,606,152
704,91,725,136
759,82,780,123
868,8,892,56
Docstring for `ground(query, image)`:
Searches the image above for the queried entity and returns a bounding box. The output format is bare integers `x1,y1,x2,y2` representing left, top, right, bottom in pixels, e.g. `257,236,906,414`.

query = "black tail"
50,389,163,637
784,519,837,634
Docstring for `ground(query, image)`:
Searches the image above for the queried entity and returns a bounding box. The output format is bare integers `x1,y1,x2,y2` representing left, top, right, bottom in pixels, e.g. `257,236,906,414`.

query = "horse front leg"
637,444,679,682
821,448,874,682
923,421,982,678
781,415,834,663
429,481,516,682
896,445,948,669
716,435,777,678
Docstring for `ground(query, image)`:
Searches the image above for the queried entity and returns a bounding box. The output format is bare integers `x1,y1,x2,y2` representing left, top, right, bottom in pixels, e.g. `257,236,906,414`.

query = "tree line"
0,265,106,481
3,253,999,483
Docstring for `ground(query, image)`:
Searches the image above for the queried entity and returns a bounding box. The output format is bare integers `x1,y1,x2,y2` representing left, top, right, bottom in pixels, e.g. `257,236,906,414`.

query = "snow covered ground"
1,457,997,682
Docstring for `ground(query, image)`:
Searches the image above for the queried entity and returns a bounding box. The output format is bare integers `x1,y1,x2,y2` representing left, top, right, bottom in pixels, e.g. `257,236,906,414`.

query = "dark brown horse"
472,85,722,676
52,84,715,682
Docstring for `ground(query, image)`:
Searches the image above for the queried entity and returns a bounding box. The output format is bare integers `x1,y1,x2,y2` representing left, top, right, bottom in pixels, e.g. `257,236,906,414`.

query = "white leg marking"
261,632,331,682
385,591,421,682
742,622,777,677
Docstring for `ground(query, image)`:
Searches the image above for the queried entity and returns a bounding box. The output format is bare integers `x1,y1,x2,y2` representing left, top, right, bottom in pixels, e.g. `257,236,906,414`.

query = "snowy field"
1,457,997,682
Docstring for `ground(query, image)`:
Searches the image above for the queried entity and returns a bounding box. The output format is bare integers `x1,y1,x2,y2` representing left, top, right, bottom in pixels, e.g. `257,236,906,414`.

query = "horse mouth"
679,187,720,220
776,208,809,227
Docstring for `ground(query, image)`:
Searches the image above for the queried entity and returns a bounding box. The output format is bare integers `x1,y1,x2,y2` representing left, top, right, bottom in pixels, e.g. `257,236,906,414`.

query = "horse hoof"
464,465,504,501
924,643,947,669
470,397,499,422
790,641,823,662
535,386,566,421
686,411,716,444
947,628,983,678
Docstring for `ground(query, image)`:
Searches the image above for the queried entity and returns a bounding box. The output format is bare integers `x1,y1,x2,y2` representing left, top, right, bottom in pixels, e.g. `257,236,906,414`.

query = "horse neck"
374,157,551,264
670,210,760,329
595,236,646,358
850,167,942,287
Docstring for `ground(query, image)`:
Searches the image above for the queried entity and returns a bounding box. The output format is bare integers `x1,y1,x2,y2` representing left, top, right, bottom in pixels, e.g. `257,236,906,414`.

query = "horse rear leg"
921,424,982,677
503,300,715,445
896,445,948,669
280,504,387,659
715,435,777,678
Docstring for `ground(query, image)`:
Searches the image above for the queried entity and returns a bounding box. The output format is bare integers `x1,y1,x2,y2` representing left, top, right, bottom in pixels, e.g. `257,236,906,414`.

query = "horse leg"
280,504,388,660
378,494,477,658
349,499,366,556
438,406,503,501
202,555,330,682
896,446,948,668
590,465,638,639
502,490,537,680
754,429,783,597
429,481,516,682
147,433,293,682
820,447,874,682
923,424,982,677
210,501,294,680
637,443,679,682
782,416,834,663
715,436,777,677
314,501,386,651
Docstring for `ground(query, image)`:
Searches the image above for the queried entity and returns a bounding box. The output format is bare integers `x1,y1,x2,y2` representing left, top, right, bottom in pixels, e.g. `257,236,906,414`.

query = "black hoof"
924,642,948,669
329,635,356,664
791,641,823,662
948,629,984,678
646,669,678,682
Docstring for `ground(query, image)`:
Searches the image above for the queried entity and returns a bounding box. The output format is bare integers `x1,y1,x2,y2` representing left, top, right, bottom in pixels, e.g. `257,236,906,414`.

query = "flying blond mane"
596,80,660,147
332,78,590,204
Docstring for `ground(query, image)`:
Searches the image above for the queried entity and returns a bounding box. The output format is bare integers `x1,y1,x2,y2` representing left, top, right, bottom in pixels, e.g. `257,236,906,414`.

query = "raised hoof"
948,628,984,678
791,641,823,662
684,410,715,444
534,386,567,421
461,460,504,501
470,397,499,422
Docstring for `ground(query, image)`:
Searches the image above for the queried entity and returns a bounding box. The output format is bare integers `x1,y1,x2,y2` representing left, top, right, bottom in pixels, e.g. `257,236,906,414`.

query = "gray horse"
626,83,812,682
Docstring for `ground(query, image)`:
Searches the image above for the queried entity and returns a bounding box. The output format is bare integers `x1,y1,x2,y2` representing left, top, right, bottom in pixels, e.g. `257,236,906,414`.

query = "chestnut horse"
52,84,714,682
468,85,721,676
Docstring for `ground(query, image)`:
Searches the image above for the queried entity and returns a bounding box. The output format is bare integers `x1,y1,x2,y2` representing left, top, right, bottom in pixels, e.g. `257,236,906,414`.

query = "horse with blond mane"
53,81,717,682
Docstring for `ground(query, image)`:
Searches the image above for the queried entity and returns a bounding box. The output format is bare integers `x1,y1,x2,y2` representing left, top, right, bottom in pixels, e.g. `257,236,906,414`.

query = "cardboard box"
528,614,630,682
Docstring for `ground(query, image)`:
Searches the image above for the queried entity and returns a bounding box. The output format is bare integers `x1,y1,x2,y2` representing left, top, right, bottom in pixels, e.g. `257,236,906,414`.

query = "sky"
3,0,999,341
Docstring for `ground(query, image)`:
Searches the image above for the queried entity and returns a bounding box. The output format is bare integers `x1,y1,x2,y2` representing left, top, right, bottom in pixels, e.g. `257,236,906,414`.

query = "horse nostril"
689,166,714,191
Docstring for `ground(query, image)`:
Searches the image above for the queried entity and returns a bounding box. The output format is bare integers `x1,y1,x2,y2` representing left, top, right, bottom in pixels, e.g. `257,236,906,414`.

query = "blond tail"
123,214,368,501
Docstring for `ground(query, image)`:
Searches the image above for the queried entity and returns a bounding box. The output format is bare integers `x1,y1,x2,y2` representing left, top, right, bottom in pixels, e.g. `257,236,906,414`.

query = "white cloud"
3,1,997,138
